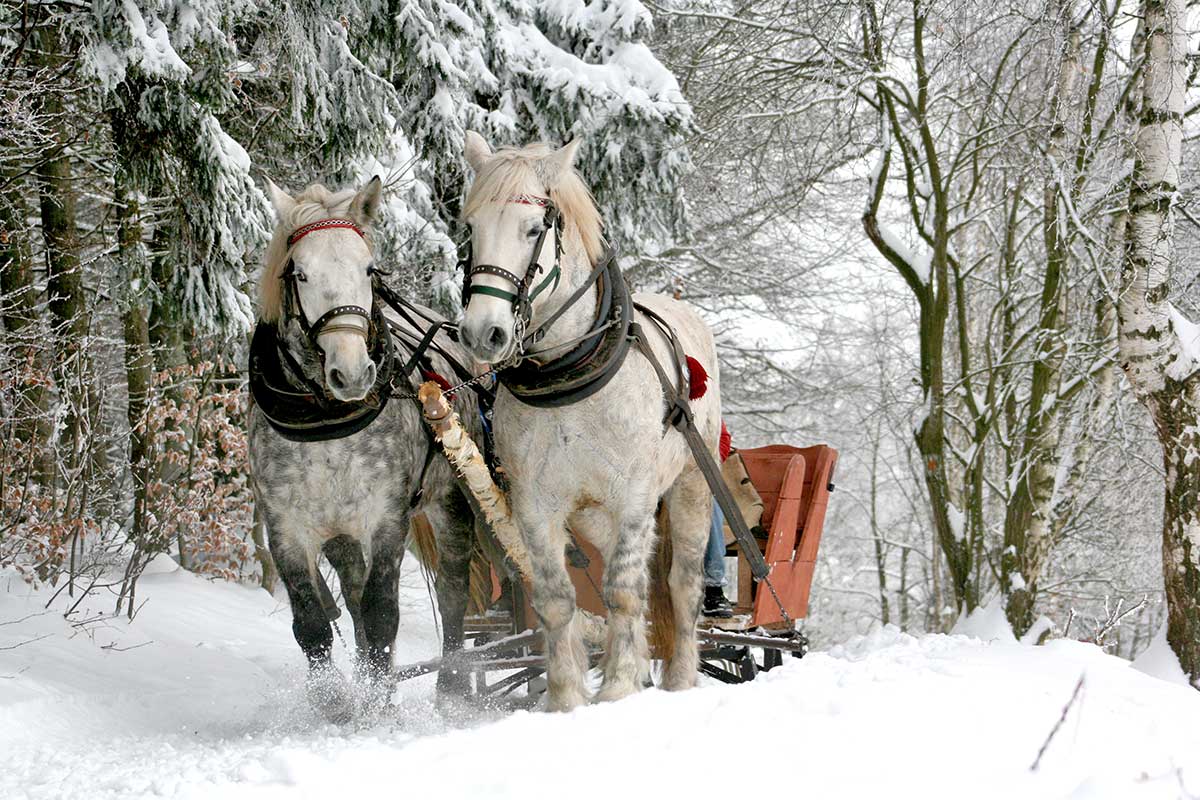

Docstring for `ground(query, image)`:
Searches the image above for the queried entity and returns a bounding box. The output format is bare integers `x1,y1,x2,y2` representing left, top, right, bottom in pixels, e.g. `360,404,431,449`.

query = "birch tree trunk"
1118,0,1199,687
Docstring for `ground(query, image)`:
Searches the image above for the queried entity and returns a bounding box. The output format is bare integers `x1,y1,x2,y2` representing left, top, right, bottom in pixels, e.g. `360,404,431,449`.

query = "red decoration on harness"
287,218,366,248
421,368,455,399
509,194,551,207
686,356,708,400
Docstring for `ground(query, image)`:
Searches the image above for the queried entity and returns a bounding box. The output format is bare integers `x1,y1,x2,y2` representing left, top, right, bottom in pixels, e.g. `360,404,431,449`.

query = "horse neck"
529,246,597,356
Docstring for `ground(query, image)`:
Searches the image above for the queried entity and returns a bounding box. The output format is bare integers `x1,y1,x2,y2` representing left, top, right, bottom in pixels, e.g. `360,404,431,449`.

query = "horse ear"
464,130,493,173
349,176,383,226
265,178,296,221
541,138,581,187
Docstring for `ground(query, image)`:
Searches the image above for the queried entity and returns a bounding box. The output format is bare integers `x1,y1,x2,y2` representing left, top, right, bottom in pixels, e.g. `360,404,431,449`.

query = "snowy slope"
2,562,1198,800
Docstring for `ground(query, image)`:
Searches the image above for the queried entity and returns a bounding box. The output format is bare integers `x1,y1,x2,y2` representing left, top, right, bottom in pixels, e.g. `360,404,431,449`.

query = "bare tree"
1117,0,1199,686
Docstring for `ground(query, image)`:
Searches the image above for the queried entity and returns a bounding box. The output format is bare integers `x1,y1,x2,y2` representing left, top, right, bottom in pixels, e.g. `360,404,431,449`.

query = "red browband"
287,218,365,248
509,194,551,207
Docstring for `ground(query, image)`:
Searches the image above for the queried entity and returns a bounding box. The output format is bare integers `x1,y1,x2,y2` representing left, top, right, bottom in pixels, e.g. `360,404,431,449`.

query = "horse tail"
467,551,493,614
648,500,676,663
407,511,439,580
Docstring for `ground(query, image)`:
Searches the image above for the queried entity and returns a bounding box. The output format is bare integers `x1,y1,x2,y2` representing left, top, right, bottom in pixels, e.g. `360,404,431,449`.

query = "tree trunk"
1002,20,1079,636
868,427,890,625
0,175,52,481
1118,0,1199,687
34,27,92,479
114,169,155,564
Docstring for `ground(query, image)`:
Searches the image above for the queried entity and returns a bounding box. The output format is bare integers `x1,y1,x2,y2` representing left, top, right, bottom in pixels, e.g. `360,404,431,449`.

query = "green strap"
467,284,518,303
528,265,561,302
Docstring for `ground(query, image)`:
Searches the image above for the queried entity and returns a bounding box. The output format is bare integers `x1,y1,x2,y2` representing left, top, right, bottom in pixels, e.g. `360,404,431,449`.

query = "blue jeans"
704,500,726,588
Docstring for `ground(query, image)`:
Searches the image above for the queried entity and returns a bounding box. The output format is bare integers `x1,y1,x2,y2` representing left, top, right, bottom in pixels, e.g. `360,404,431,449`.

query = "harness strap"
409,426,439,509
630,303,691,427
400,319,446,377
375,281,494,400
521,251,611,351
628,320,774,588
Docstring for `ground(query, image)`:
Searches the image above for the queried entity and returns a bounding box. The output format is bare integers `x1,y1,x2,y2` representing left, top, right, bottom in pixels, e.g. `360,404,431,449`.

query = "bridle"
460,194,563,351
281,217,378,353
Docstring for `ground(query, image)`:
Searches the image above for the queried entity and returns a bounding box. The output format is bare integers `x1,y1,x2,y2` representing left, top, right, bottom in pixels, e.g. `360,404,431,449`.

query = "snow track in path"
2,563,1198,800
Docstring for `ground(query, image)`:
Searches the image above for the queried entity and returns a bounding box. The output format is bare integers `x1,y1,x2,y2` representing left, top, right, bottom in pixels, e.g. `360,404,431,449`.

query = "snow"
952,596,1018,644
1132,623,1192,688
1166,303,1200,382
876,223,930,283
947,502,965,542
3,570,1199,800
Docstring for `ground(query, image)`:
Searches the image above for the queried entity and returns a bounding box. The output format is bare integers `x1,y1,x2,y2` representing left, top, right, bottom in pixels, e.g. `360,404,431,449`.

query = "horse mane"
257,183,372,324
463,143,606,266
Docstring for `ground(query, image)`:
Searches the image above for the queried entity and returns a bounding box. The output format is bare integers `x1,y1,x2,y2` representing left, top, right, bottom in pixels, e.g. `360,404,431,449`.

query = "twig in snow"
0,610,53,626
1031,673,1086,771
0,633,51,650
1092,595,1147,647
100,640,152,653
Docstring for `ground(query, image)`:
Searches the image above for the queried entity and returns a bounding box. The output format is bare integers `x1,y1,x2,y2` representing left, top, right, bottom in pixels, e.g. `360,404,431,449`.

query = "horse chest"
251,418,406,540
495,389,687,501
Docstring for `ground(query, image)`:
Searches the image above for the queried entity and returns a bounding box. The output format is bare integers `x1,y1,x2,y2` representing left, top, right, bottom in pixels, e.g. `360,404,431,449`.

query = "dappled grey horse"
248,177,480,720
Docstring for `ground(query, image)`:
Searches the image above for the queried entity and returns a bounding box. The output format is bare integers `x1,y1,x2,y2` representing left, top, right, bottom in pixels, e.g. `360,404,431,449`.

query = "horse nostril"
486,326,507,348
329,368,347,391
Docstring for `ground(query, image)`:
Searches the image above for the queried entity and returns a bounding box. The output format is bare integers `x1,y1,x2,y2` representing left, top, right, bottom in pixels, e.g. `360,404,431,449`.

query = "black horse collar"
497,251,632,408
249,301,395,442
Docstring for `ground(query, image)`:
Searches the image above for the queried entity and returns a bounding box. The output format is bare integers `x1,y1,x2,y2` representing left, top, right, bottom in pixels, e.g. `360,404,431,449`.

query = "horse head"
260,176,384,402
458,132,604,364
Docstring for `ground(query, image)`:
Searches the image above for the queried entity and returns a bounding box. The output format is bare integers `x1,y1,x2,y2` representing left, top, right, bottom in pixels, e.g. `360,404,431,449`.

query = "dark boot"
702,585,733,619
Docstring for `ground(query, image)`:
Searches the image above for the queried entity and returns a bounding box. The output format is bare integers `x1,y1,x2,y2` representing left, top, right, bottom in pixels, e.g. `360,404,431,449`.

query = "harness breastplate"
249,302,395,442
497,253,633,408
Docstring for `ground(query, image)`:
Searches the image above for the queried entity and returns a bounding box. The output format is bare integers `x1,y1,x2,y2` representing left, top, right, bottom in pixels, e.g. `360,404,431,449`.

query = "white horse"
457,133,721,710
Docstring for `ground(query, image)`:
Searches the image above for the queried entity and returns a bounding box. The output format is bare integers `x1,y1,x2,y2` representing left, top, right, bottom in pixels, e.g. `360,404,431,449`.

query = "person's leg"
702,500,733,618
703,500,726,588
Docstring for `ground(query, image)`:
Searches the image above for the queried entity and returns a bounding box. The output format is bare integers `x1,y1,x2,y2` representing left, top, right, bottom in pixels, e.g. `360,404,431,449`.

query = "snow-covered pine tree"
75,1,272,336
353,0,694,307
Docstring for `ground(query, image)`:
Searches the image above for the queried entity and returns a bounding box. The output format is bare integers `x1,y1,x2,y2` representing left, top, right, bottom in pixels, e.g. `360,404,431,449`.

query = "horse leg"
595,506,655,703
322,535,368,653
661,468,710,691
426,488,474,698
522,512,588,711
269,530,354,722
359,516,407,680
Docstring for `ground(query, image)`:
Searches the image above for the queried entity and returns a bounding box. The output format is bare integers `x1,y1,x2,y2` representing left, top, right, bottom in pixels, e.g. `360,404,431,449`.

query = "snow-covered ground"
2,560,1198,800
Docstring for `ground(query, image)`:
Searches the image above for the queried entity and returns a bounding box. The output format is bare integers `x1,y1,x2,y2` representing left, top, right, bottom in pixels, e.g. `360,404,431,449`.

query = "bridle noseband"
282,218,375,351
460,194,563,348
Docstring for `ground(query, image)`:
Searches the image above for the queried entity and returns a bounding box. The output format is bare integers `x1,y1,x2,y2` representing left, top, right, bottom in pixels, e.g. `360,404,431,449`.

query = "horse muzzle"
459,317,515,365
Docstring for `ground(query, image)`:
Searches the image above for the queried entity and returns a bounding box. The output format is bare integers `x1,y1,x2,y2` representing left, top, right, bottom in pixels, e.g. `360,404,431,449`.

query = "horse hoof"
435,667,472,698
543,688,588,712
307,667,356,723
594,680,640,704
353,663,396,716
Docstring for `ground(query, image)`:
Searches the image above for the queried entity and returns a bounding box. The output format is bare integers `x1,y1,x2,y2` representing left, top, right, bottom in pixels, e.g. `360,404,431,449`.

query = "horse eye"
527,225,544,239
